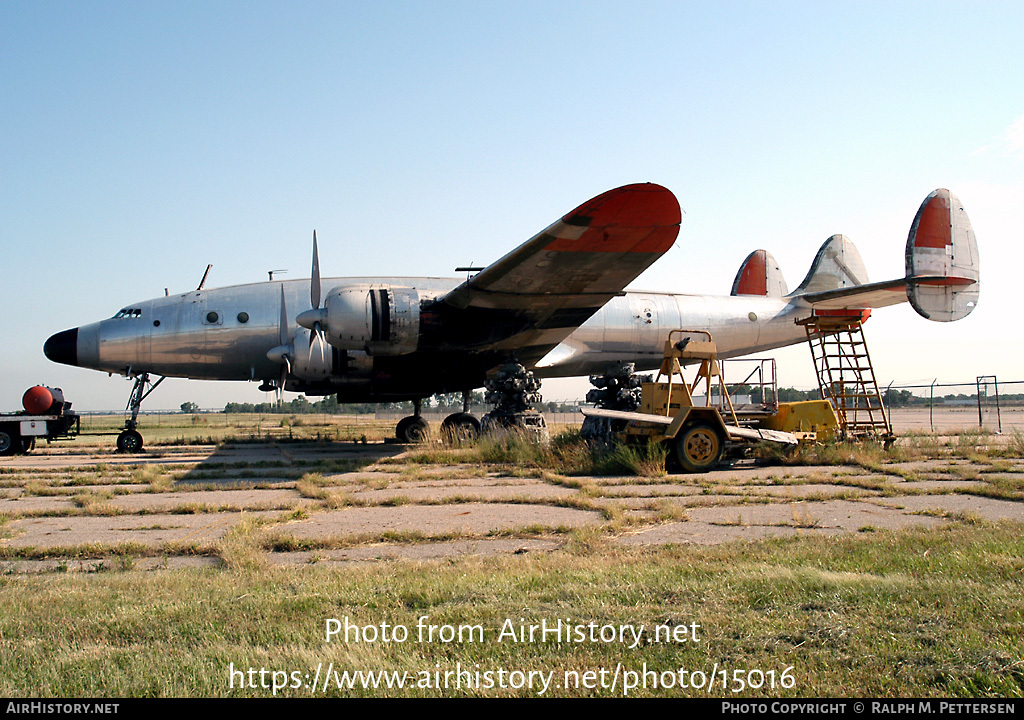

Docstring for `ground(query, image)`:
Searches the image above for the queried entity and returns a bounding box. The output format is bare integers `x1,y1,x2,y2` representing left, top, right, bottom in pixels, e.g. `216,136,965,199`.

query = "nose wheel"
117,429,144,453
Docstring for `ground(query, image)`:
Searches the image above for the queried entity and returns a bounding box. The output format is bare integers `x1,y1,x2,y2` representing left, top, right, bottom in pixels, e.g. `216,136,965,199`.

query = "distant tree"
180,402,199,414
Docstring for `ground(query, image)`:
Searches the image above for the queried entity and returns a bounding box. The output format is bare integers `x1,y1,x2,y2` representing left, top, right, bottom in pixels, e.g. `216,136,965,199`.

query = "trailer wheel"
675,423,724,473
0,430,16,456
116,429,144,453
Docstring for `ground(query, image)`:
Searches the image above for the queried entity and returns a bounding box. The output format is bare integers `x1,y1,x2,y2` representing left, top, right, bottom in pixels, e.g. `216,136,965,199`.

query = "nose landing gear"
117,373,165,453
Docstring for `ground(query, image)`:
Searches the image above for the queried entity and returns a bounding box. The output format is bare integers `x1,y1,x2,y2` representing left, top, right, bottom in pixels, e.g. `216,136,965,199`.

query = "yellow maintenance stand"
581,329,840,472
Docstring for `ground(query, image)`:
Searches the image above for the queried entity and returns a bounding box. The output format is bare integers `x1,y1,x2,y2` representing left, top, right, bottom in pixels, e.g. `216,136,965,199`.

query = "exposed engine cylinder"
321,285,420,355
23,386,67,415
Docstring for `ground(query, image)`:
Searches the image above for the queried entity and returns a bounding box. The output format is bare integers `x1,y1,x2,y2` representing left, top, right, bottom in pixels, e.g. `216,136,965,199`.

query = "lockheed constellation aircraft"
43,183,979,451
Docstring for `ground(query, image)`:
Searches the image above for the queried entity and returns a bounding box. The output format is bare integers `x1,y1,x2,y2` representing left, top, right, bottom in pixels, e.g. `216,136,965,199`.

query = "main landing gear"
394,392,482,444
441,391,481,442
395,399,431,444
481,360,548,442
580,362,649,441
117,373,165,453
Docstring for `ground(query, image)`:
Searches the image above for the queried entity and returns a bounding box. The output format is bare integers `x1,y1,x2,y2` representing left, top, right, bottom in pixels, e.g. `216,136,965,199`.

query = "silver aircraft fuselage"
43,185,981,409
45,276,812,401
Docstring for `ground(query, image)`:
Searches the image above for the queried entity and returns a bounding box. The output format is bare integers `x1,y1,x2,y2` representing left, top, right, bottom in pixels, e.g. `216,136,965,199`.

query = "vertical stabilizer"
792,234,869,295
731,249,789,296
905,189,980,321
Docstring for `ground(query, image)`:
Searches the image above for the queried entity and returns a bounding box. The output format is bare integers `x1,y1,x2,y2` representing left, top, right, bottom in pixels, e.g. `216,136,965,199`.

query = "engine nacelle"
319,285,420,356
290,328,334,380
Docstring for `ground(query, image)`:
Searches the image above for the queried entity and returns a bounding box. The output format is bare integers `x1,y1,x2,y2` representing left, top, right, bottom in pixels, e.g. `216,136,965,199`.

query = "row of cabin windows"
113,309,251,325
206,311,250,324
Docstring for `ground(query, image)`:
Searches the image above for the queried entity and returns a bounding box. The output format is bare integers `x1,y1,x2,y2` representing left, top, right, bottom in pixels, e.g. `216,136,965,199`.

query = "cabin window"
237,312,249,324
205,311,220,324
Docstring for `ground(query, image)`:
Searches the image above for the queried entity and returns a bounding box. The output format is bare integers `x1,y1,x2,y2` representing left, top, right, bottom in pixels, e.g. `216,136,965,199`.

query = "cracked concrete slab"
0,496,78,513
109,488,311,512
686,499,947,532
874,494,1024,521
1,510,277,549
345,478,577,503
277,503,601,540
617,522,839,546
267,538,563,564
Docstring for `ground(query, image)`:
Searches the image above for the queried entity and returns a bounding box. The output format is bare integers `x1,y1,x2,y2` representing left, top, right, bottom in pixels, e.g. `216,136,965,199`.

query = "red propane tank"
22,386,66,415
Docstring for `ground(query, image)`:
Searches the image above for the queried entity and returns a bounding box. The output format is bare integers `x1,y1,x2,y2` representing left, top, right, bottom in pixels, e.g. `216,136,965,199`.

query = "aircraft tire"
675,423,723,473
116,429,144,453
396,416,430,444
441,413,480,443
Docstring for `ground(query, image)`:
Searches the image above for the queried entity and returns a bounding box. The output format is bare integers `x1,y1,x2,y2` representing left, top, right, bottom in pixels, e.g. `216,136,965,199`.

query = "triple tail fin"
731,249,789,297
790,189,980,322
904,189,980,321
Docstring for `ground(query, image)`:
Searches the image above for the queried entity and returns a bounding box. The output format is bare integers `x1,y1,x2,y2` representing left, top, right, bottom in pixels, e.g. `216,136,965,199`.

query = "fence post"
929,379,937,432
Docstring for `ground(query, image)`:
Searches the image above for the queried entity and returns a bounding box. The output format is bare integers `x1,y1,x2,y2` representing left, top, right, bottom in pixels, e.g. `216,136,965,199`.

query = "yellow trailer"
580,330,839,472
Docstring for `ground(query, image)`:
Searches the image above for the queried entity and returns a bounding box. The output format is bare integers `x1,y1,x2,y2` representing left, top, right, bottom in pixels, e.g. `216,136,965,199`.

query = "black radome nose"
44,328,79,366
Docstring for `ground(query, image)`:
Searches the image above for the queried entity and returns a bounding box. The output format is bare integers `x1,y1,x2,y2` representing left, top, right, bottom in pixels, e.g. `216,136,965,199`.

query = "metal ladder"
798,314,893,440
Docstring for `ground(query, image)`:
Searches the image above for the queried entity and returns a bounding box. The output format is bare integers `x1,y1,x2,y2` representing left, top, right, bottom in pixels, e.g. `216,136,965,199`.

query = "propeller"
307,230,327,367
264,286,292,405
311,230,321,313
267,232,330,400
277,286,291,404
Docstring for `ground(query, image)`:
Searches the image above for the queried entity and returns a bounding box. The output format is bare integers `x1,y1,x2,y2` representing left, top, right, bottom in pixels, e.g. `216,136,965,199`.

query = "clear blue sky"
2,1,1021,411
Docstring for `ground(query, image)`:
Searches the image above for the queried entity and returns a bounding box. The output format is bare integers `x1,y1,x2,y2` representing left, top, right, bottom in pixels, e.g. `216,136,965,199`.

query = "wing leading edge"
439,183,681,363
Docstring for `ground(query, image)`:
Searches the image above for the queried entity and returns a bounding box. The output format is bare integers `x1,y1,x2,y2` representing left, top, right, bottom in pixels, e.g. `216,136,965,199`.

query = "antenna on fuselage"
196,264,213,291
268,269,287,282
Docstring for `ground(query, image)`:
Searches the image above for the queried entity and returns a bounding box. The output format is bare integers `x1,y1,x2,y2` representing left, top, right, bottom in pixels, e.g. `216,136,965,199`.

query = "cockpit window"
113,308,143,319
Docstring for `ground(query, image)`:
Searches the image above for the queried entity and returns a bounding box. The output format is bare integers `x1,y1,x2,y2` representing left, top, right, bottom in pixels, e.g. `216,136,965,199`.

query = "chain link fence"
882,377,1023,433
373,377,1024,435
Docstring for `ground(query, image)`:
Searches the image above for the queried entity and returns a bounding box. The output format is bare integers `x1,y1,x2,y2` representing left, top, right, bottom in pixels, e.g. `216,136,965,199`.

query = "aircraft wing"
438,183,681,364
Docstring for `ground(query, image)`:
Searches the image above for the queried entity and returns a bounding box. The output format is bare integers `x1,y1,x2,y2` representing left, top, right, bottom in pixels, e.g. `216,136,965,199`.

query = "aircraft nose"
44,328,79,366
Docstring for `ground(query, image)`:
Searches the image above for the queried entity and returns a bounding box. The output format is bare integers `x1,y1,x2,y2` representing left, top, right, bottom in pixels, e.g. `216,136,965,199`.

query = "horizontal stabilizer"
905,189,980,321
794,190,980,322
731,249,788,297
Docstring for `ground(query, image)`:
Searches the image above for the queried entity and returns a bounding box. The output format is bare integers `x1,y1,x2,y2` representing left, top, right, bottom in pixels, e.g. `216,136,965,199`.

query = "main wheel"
0,429,17,456
675,423,724,473
441,412,480,442
395,416,430,444
116,429,144,453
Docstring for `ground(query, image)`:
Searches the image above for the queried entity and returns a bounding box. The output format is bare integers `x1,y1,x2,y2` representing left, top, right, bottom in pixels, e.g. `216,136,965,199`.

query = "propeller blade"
311,230,321,311
310,326,326,366
279,286,289,347
278,357,290,405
